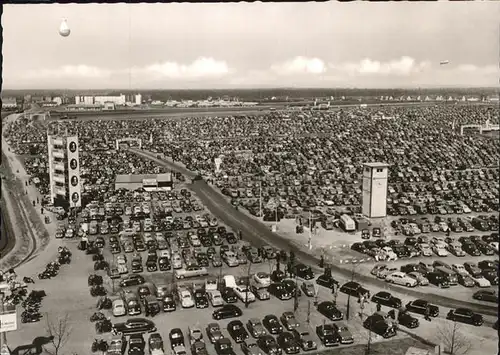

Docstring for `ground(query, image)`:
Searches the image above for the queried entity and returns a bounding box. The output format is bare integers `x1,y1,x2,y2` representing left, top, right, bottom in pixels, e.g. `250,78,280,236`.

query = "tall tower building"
47,134,82,209
362,162,389,218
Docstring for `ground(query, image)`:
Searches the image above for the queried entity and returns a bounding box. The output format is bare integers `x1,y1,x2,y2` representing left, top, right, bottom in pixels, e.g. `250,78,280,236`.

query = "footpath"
1,114,62,278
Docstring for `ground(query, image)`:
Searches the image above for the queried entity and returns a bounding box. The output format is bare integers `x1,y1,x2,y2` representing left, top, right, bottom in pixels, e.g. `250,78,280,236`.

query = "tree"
44,313,73,355
436,321,472,355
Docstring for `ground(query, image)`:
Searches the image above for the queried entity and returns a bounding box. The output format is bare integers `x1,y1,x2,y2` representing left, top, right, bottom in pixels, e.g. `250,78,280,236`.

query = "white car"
223,251,239,267
431,236,446,245
432,243,449,257
377,267,399,279
380,247,398,261
172,254,182,269
385,272,418,287
172,345,187,355
205,279,218,292
253,272,271,287
179,289,195,308
470,275,491,288
112,299,127,317
234,285,256,303
407,272,429,286
190,235,201,247
489,242,499,253
462,205,472,213
417,243,432,257
208,290,224,307
447,243,466,257
451,264,468,276
175,266,209,279
438,222,449,232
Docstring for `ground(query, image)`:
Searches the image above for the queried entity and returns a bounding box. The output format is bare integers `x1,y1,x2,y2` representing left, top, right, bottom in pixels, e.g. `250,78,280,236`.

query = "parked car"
317,301,343,321
446,308,483,326
315,324,339,347
370,292,402,308
257,335,282,355
262,314,283,335
213,305,243,320
206,323,225,344
473,289,498,303
362,314,397,338
385,272,418,287
276,332,300,354
405,299,439,317
112,318,157,335
280,312,300,331
247,318,268,338
228,320,249,343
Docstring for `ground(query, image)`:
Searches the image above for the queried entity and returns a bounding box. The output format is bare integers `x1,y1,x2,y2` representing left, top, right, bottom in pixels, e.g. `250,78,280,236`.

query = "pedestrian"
25,181,27,187
376,302,381,312
424,306,431,321
32,200,35,206
388,309,395,320
257,247,262,257
36,197,39,204
446,229,451,237
319,255,324,268
238,230,243,240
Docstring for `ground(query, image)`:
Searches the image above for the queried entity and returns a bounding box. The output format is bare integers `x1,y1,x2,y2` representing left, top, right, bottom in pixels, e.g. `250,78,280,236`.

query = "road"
130,148,498,318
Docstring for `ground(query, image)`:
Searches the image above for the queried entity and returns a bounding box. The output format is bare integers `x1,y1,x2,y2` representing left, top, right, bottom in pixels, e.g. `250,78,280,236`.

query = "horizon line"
2,86,499,92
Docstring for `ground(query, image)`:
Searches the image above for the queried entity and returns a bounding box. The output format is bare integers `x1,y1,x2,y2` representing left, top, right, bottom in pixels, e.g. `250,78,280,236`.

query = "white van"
223,275,237,289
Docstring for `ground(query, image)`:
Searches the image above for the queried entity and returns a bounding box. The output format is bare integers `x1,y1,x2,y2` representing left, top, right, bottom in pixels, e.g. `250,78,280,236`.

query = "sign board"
0,307,17,333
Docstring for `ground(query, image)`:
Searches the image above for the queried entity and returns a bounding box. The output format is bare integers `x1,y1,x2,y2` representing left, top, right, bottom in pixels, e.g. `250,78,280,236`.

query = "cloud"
132,57,231,79
332,56,431,76
456,64,498,74
271,56,327,75
23,65,112,79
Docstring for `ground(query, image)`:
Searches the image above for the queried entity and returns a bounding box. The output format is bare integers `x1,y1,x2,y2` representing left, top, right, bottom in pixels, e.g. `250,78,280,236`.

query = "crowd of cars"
350,216,499,261
4,105,499,226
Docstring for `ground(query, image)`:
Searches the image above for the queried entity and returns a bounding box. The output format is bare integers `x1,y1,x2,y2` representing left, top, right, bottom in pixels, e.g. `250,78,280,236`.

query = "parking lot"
2,103,498,355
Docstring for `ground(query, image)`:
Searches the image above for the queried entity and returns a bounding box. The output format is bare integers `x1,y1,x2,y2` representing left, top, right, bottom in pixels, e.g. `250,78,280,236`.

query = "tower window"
376,168,383,172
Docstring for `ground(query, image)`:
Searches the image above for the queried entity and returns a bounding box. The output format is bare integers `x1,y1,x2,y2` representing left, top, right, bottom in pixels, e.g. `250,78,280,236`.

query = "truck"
339,214,356,232
175,265,209,279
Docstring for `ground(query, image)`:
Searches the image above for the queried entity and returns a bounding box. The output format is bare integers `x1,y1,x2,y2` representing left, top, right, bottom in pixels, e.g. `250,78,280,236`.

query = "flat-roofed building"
115,173,173,191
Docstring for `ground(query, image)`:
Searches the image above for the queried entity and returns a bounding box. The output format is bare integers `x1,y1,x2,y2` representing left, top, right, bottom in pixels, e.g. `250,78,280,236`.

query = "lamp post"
245,261,252,309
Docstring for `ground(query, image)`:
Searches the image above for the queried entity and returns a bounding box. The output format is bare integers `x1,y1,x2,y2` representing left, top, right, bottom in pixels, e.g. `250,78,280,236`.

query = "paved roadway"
129,148,498,318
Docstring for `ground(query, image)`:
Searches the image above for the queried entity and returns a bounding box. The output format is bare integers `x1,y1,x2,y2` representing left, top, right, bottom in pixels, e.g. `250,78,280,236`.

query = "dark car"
158,257,171,271
169,328,185,349
405,299,439,317
404,237,418,246
282,280,301,297
315,274,339,289
426,272,450,288
400,264,419,274
462,243,481,256
228,320,249,343
476,242,494,256
213,305,242,320
363,314,397,338
293,264,314,280
215,338,236,355
194,291,209,309
351,243,368,254
397,312,419,329
257,335,282,355
277,332,300,354
206,323,225,344
339,281,370,298
270,270,286,283
473,290,498,303
149,333,164,352
112,318,157,336
191,341,209,355
268,283,292,301
119,275,145,288
317,301,343,321
146,258,158,272
315,324,339,347
481,269,498,285
371,292,402,309
446,308,483,326
241,341,262,355
263,314,283,335
221,288,238,303
128,334,146,355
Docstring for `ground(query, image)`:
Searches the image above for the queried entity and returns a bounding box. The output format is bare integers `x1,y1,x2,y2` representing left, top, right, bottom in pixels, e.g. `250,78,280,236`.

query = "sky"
2,2,500,90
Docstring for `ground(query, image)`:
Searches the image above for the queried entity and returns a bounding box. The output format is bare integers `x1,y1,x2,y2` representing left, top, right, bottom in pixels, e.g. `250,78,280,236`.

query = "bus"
339,214,356,232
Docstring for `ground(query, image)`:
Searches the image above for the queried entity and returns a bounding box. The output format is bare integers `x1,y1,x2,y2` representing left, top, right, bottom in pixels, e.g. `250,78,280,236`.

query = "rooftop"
115,173,172,184
363,162,390,168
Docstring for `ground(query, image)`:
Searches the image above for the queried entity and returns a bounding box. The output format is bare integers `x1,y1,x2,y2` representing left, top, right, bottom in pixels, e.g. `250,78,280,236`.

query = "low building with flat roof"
115,173,173,191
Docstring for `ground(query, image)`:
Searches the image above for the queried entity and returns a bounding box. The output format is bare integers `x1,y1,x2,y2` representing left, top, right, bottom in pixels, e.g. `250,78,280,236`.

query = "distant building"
53,97,63,106
2,97,17,109
66,103,102,111
135,94,142,105
362,162,389,219
41,101,58,107
103,102,116,110
94,94,125,105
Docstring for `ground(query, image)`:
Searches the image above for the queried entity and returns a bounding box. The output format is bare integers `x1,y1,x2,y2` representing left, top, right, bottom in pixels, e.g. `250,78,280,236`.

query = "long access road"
130,148,498,317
